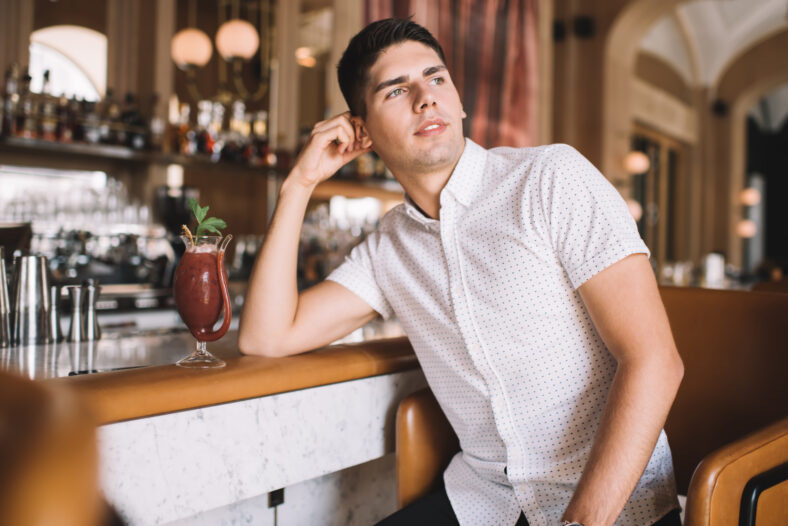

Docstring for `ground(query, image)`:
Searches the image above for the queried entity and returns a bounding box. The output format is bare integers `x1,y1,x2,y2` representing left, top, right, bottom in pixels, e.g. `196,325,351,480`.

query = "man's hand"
238,112,377,358
290,111,373,189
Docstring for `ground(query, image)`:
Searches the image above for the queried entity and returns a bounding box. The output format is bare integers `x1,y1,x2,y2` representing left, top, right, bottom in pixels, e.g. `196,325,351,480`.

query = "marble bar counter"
2,324,427,524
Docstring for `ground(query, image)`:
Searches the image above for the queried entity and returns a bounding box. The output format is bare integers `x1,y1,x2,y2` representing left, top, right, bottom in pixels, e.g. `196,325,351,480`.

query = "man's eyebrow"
372,65,447,94
423,64,446,76
374,75,408,93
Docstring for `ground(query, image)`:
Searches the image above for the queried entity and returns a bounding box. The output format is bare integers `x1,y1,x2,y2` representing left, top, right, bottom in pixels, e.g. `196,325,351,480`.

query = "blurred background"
0,0,786,309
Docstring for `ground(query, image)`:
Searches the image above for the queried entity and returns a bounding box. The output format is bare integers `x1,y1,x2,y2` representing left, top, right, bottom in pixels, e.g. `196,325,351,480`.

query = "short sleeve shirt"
327,140,679,525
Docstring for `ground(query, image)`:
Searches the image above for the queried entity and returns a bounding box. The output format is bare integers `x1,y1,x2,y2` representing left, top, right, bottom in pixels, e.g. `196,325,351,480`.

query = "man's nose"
413,85,436,112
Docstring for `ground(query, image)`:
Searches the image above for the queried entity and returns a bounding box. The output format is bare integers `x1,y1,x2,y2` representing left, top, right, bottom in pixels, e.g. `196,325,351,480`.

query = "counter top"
2,322,418,426
56,334,417,425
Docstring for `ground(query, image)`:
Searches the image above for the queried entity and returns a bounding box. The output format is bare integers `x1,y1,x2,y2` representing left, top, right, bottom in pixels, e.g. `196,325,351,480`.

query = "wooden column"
106,0,141,97
271,0,301,150
0,0,34,77
327,0,363,116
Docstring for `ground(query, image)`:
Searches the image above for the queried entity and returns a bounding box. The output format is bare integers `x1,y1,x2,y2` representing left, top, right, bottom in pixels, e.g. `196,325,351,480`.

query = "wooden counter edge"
48,337,418,426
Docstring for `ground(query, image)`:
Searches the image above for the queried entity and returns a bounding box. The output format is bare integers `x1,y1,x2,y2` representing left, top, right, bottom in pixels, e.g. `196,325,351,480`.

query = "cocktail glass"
173,234,233,368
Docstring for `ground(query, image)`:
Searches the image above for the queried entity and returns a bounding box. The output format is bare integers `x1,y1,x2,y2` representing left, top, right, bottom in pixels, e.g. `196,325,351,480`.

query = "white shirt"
327,140,679,525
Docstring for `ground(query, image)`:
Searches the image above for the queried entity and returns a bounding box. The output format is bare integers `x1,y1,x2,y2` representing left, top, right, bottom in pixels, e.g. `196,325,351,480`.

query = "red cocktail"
173,235,232,368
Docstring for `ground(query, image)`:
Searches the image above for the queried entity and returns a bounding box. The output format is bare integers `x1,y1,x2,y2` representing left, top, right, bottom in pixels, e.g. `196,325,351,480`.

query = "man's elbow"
669,349,685,391
238,328,281,357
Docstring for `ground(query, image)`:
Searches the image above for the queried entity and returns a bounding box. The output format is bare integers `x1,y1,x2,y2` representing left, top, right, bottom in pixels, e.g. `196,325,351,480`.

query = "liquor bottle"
38,70,58,141
99,88,120,144
147,93,165,151
16,70,37,139
124,93,149,150
2,63,20,136
56,94,74,142
196,99,214,154
176,103,195,155
82,99,101,144
70,97,85,142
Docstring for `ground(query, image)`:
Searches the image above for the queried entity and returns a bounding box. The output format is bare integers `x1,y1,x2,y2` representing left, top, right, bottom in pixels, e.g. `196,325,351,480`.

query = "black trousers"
376,481,683,526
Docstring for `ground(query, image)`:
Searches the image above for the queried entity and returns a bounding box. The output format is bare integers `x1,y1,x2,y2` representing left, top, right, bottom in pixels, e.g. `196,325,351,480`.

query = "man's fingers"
311,112,354,139
313,125,352,153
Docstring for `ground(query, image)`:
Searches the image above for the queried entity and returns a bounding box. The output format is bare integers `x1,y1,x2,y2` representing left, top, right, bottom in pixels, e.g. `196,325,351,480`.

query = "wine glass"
173,234,233,368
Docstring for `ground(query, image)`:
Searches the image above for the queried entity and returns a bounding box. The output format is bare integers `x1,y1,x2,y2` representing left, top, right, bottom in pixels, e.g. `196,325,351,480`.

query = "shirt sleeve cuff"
568,241,651,289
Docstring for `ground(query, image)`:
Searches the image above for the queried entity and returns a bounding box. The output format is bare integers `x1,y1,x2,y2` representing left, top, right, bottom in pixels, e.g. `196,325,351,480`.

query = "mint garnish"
188,198,227,236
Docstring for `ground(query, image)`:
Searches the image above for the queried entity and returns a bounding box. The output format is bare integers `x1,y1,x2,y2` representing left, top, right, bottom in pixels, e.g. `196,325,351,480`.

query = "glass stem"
196,340,207,355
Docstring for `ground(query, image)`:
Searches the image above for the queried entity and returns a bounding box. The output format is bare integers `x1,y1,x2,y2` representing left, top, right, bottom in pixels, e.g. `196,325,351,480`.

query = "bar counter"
2,324,426,524
51,332,419,425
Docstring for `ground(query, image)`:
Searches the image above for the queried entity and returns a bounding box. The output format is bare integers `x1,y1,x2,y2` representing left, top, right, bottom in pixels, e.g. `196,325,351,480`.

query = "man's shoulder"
478,143,584,188
485,142,582,167
375,202,410,234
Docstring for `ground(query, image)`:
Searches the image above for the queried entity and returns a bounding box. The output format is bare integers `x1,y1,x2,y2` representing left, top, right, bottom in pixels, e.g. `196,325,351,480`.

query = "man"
239,18,684,526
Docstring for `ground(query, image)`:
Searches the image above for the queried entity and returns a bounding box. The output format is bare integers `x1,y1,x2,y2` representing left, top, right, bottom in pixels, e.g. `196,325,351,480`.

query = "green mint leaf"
195,217,227,236
196,223,223,236
187,197,209,224
188,199,226,236
202,217,227,228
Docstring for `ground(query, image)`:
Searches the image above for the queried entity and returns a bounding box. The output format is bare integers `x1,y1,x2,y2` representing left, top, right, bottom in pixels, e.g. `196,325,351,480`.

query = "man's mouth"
415,118,448,136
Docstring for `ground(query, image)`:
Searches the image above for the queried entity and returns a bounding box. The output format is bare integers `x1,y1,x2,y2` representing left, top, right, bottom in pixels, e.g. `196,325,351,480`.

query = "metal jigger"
83,280,101,341
66,285,85,343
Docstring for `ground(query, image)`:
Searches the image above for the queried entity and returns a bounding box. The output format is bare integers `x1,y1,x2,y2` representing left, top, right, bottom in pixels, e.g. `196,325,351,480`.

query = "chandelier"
170,0,272,104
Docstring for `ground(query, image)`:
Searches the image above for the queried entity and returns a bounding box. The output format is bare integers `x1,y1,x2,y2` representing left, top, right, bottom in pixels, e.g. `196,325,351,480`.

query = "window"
29,25,107,100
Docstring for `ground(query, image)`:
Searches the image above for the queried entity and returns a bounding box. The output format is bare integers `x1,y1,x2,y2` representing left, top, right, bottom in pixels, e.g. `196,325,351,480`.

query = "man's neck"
391,143,466,220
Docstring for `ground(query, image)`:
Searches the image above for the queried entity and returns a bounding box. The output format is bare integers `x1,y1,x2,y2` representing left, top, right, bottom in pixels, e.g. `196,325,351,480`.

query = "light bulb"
171,28,213,69
623,151,650,174
740,187,761,206
216,19,259,60
736,219,757,238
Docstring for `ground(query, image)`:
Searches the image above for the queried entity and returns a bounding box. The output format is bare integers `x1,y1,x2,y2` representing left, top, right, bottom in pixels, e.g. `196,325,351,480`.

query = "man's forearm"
562,354,683,526
238,174,315,355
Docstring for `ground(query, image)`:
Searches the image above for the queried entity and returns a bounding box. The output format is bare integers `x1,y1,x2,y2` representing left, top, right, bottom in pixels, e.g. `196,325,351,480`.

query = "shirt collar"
441,138,487,207
401,138,487,226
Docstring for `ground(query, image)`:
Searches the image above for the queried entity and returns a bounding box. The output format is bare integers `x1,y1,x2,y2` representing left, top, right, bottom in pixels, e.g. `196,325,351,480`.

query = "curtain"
364,0,539,148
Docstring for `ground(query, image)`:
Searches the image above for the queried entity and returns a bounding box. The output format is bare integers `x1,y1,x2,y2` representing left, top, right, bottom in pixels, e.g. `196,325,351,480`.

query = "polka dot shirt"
327,140,679,525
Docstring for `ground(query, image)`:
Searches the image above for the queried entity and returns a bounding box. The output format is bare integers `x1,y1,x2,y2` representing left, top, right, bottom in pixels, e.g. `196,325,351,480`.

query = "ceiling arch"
639,0,788,88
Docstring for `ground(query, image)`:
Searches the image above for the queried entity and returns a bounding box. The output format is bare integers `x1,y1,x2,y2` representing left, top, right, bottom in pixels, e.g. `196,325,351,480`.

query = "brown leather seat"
396,387,459,508
751,278,788,294
395,287,788,524
0,371,105,526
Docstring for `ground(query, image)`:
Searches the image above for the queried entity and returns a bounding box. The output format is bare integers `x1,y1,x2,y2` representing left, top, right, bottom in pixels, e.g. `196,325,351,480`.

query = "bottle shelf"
312,178,403,201
0,136,403,201
0,136,283,173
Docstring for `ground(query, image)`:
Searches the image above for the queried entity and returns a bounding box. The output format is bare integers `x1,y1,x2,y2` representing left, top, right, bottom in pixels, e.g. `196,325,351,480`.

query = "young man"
239,18,684,526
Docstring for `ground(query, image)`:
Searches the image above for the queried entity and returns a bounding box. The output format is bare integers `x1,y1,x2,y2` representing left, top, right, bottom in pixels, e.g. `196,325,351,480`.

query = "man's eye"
386,88,404,99
430,76,445,85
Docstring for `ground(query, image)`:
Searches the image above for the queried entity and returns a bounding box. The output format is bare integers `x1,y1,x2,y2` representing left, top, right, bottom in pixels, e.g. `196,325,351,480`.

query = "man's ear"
351,116,373,148
461,108,467,119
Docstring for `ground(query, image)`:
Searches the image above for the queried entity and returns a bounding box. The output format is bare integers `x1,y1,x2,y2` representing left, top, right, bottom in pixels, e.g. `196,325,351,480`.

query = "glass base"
176,341,226,369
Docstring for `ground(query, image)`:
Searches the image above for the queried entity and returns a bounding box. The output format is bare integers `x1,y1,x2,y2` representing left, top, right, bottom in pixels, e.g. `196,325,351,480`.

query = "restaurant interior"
0,0,786,525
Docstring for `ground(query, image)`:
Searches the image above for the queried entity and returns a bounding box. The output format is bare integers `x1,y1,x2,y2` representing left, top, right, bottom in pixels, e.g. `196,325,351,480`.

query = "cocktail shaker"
12,255,53,345
0,247,11,347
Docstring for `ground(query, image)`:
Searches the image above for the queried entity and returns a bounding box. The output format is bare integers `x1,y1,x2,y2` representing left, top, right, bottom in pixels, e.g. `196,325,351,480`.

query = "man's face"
356,41,466,177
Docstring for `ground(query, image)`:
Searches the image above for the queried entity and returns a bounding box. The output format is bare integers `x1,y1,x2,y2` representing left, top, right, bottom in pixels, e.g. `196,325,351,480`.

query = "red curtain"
364,0,539,148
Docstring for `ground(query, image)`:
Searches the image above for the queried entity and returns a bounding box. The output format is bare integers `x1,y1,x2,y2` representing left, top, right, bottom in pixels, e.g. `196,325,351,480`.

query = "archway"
601,0,687,188
717,29,788,268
